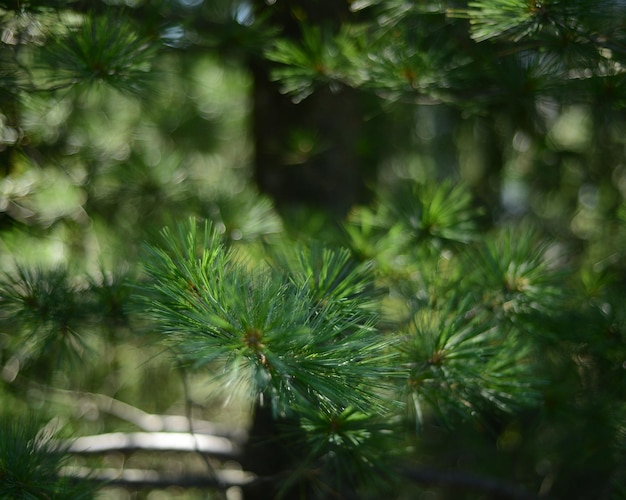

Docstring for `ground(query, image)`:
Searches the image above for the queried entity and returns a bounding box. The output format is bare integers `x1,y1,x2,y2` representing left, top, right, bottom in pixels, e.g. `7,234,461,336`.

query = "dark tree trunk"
249,0,377,218
239,403,300,499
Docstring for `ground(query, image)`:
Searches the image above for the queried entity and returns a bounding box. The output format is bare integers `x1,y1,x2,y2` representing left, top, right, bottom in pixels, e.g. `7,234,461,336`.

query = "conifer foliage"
1,1,626,499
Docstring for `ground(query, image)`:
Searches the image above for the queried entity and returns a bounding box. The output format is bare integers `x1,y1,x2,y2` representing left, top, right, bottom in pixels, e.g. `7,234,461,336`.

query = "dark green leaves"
460,0,547,43
279,405,400,497
42,13,158,94
460,0,623,43
0,265,92,368
345,179,480,269
0,263,134,379
399,300,541,426
465,225,570,322
266,24,351,102
0,416,99,499
384,180,480,247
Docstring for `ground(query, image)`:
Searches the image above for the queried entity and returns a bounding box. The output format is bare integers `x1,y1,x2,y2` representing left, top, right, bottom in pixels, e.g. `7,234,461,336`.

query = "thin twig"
178,366,226,496
6,373,247,442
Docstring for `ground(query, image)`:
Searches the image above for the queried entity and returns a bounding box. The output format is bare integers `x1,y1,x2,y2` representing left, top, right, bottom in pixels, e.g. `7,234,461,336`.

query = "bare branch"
61,466,255,490
53,432,241,460
81,392,248,442
54,434,546,498
5,372,248,442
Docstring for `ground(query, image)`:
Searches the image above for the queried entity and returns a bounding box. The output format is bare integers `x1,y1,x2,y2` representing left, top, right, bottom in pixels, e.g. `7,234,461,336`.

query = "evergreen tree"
1,1,625,499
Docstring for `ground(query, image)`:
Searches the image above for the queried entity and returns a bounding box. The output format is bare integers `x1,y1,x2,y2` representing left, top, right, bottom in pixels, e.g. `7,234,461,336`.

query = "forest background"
1,1,625,499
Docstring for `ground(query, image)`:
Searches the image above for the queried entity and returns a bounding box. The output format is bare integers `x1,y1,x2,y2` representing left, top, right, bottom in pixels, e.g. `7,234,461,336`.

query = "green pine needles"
1,0,626,497
136,197,562,495
139,219,404,494
41,12,159,94
140,219,397,418
400,298,540,426
0,416,98,499
139,191,563,427
0,266,92,370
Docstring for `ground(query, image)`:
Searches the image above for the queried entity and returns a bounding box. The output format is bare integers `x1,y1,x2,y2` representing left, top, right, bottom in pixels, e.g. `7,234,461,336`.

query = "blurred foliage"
0,0,625,499
0,415,101,499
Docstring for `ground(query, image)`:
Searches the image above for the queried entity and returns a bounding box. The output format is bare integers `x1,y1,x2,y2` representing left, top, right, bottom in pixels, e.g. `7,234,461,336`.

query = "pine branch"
140,218,399,416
